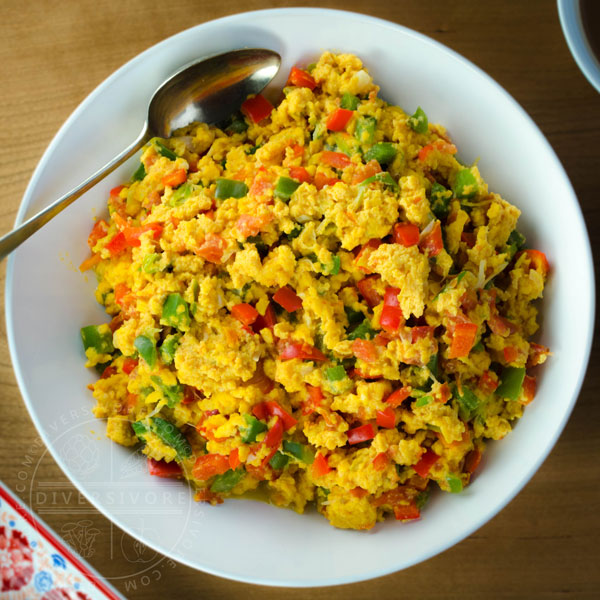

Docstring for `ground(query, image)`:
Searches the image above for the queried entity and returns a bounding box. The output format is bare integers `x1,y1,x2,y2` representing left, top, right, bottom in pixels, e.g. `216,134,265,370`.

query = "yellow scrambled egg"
80,52,550,530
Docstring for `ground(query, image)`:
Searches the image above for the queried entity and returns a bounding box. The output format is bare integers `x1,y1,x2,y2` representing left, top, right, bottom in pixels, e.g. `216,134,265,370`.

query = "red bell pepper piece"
372,452,389,471
287,66,317,90
326,108,354,131
520,374,536,405
147,458,182,479
380,286,403,332
303,385,324,416
241,94,273,123
351,160,381,184
376,407,396,429
231,303,259,326
373,487,421,521
320,150,351,169
260,401,298,431
88,219,108,248
347,423,375,445
263,416,284,449
413,449,439,477
503,345,520,364
278,341,327,362
105,231,128,255
312,452,331,477
183,386,203,405
419,221,443,257
393,223,420,247
314,171,341,190
192,453,230,481
385,387,411,407
448,322,478,359
122,357,139,375
122,222,163,247
357,275,382,308
523,249,549,276
411,326,435,343
288,166,312,183
273,286,303,312
228,448,241,470
252,302,277,333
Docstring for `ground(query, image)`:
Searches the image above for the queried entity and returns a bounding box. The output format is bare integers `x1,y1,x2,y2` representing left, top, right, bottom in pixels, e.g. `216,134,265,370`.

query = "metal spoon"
0,48,281,259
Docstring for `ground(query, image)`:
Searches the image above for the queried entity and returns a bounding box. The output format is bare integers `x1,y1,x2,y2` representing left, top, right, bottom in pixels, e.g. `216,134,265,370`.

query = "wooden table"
1,1,598,598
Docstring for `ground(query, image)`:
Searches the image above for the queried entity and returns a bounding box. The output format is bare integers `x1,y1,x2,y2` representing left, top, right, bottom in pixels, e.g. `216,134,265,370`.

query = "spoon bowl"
0,48,280,259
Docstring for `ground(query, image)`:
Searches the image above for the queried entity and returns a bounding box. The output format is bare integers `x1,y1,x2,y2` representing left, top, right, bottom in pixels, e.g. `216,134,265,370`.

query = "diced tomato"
347,423,375,445
357,275,382,307
147,458,182,479
380,305,403,332
352,338,377,363
418,140,457,162
326,108,354,131
231,303,259,326
252,302,277,332
520,374,536,405
161,168,187,188
321,150,351,169
376,407,396,429
236,214,272,239
228,448,241,470
314,171,341,190
464,448,482,474
461,232,476,248
241,94,273,123
263,416,283,449
391,501,421,521
110,185,125,198
350,487,368,499
108,313,124,333
352,160,381,184
289,166,312,183
488,313,515,337
249,173,274,198
448,322,478,359
527,342,550,367
503,345,519,364
122,357,139,375
260,401,298,431
88,219,108,248
413,449,439,477
393,223,420,247
287,66,317,90
278,341,327,362
355,239,381,273
192,453,230,481
523,249,550,276
383,286,400,308
418,144,435,162
312,453,331,477
195,488,224,504
372,452,389,471
114,282,133,309
478,370,499,395
419,221,443,257
385,387,411,407
373,487,421,521
79,253,102,272
351,369,384,380
105,231,128,255
437,382,451,404
273,286,303,312
374,333,391,347
303,385,323,416
122,222,163,247
195,234,226,263
411,326,435,343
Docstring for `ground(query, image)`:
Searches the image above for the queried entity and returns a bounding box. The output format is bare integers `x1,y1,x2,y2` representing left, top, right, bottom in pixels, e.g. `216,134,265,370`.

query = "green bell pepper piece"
81,325,114,355
408,107,428,134
274,176,301,201
282,440,314,464
496,366,526,401
153,139,178,160
427,353,439,378
446,473,463,493
325,365,347,381
169,181,196,207
159,333,181,365
150,375,183,408
161,293,191,330
286,224,303,240
430,182,452,220
321,255,340,276
355,116,377,145
453,169,478,199
454,384,480,420
150,417,192,459
131,421,149,439
269,451,290,470
347,318,376,340
240,414,268,443
341,92,360,110
210,467,246,493
134,334,157,369
364,142,397,165
344,306,364,328
132,162,146,181
215,178,248,200
415,395,433,407
142,253,161,274
506,229,526,259
360,171,399,191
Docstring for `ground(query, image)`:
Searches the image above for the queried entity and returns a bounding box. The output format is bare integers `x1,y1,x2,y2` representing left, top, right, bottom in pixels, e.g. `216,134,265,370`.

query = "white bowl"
6,8,594,587
558,0,600,93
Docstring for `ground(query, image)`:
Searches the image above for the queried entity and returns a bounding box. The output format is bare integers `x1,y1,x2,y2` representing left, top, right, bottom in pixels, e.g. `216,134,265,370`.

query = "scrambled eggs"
80,52,550,530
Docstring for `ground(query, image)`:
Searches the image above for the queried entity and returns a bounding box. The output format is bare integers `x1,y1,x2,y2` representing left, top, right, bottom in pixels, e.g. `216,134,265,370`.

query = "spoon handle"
0,126,150,261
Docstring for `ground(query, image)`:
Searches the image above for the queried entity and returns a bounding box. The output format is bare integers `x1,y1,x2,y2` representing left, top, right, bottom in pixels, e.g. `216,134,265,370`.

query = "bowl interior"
6,8,594,587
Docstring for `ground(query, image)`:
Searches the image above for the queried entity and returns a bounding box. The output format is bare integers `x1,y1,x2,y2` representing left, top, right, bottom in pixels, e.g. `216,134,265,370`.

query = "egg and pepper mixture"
79,52,550,530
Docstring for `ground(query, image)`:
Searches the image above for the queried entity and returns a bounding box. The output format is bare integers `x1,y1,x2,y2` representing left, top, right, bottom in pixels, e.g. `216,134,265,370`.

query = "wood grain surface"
0,1,598,598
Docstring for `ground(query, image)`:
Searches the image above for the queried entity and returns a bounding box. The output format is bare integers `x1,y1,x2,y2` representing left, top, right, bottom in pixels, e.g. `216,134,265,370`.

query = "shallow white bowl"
558,0,600,93
6,7,594,587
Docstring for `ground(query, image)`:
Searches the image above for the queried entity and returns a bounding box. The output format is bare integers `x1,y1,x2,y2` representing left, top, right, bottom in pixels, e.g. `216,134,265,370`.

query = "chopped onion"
476,259,487,289
419,219,436,241
354,69,372,92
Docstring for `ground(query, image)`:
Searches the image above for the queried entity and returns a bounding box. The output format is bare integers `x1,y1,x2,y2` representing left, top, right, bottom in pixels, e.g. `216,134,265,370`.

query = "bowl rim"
557,0,600,93
5,6,596,587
